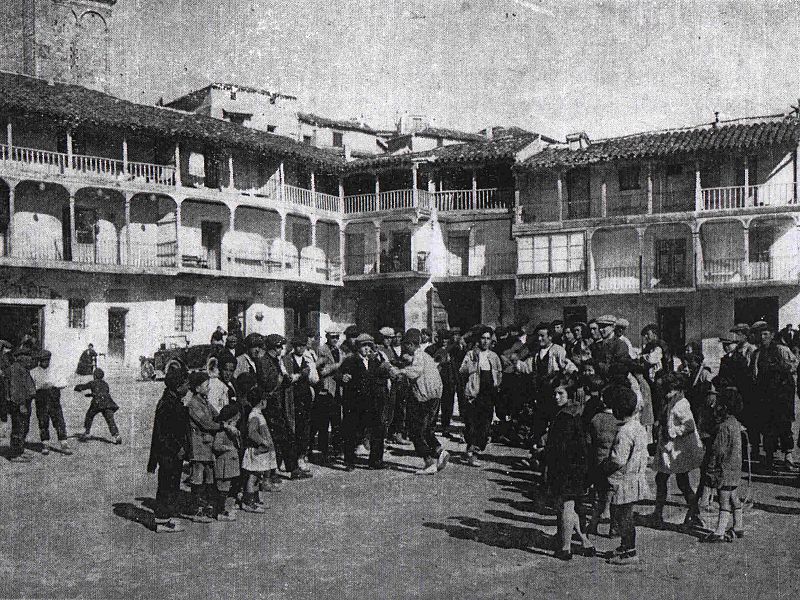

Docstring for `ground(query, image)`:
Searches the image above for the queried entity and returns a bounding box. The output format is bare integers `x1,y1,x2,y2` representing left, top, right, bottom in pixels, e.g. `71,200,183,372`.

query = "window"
654,238,687,286
303,135,313,145
618,165,641,191
68,299,86,329
332,131,344,147
532,233,584,274
175,296,195,332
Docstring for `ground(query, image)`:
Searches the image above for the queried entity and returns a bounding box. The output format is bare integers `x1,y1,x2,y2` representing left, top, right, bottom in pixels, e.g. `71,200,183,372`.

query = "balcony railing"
434,188,513,212
608,192,648,216
701,183,797,211
703,258,745,283
6,235,178,268
517,271,586,295
444,251,516,277
344,249,429,276
748,255,798,282
7,145,69,175
654,190,694,213
642,266,692,289
596,265,641,291
127,161,177,186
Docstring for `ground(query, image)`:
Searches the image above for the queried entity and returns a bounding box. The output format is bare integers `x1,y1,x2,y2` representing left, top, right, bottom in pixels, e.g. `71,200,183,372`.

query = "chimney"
713,111,720,127
565,131,590,151
485,127,493,140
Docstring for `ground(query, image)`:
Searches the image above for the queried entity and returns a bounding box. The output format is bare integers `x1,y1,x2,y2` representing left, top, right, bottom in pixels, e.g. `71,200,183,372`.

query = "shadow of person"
423,515,554,557
484,508,557,527
113,502,156,531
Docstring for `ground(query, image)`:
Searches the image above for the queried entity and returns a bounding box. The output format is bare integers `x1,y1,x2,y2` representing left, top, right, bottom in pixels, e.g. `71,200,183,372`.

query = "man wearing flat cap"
590,315,630,375
281,336,319,474
310,328,344,465
7,348,38,461
339,333,392,470
730,323,757,366
750,321,798,470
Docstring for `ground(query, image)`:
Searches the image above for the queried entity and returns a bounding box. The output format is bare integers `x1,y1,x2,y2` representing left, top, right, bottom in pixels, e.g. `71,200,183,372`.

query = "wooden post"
471,169,478,210
693,227,703,285
600,181,607,218
647,164,653,214
229,204,235,233
122,136,128,175
338,177,345,214
743,157,750,207
279,162,286,204
556,171,564,221
6,183,14,256
373,220,381,273
68,194,77,261
279,209,287,270
174,143,182,186
66,131,74,171
586,229,596,290
338,222,346,274
174,198,183,267
742,220,750,280
124,193,131,266
228,154,235,190
412,163,419,208
310,216,318,248
6,119,12,151
694,162,702,211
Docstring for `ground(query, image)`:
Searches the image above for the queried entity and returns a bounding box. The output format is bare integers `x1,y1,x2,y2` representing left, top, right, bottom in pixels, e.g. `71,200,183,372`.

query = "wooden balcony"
701,183,797,211
516,271,586,296
434,188,513,212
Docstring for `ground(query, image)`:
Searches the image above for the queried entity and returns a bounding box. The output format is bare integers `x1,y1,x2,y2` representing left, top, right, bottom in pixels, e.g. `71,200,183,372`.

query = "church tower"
0,0,115,91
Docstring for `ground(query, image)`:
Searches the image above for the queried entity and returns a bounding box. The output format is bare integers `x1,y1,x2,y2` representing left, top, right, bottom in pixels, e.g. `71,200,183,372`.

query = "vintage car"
140,343,217,380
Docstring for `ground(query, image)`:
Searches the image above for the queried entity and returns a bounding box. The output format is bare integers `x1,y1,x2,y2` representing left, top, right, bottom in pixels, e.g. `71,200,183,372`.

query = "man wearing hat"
393,329,448,475
591,315,629,374
6,348,37,461
730,323,756,366
282,336,319,474
614,317,637,360
30,349,71,455
441,326,468,441
750,321,798,469
550,319,564,346
387,327,412,445
260,333,308,481
717,335,750,395
339,333,392,470
310,328,344,465
234,333,264,379
341,325,360,358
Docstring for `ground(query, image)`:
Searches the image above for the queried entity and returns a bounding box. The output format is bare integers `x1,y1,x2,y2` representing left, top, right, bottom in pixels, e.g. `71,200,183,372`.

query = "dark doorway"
563,305,588,329
108,308,127,361
385,231,411,272
0,304,44,348
201,221,222,270
355,284,405,334
437,283,481,331
657,306,685,354
284,284,321,341
734,296,779,331
228,300,248,337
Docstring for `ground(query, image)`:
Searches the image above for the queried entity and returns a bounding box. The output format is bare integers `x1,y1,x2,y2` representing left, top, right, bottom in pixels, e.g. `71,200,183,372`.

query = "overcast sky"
112,0,800,139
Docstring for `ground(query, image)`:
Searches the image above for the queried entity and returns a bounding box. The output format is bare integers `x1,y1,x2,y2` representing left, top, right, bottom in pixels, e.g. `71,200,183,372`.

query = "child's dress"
607,418,651,505
241,409,277,472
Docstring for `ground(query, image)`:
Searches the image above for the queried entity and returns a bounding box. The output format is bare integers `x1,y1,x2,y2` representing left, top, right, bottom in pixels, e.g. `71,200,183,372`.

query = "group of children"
542,361,744,565
147,362,280,532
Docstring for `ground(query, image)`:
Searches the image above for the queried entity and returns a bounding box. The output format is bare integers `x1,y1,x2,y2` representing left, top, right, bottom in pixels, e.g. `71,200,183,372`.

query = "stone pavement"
1,376,799,599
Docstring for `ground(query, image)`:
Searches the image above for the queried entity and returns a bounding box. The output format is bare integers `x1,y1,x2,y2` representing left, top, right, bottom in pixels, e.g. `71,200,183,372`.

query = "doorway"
0,304,44,348
228,300,248,337
436,283,481,331
657,306,685,354
108,308,127,361
734,296,779,331
284,284,321,341
201,221,222,270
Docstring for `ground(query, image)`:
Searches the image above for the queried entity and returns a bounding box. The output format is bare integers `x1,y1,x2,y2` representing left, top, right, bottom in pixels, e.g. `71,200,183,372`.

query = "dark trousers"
154,460,183,519
342,405,385,466
464,392,494,453
612,503,636,551
309,392,341,456
389,384,409,437
84,405,119,437
266,403,298,473
9,399,33,457
294,392,313,459
440,384,456,431
408,397,441,461
35,388,68,442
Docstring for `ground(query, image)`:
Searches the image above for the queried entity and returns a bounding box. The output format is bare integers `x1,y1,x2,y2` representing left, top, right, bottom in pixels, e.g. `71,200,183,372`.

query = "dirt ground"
1,375,799,600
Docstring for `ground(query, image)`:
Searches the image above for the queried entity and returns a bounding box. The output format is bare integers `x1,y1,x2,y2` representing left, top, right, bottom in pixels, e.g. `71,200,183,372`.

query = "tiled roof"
414,127,486,142
520,115,800,170
0,71,342,170
298,112,375,133
166,82,297,111
345,127,545,171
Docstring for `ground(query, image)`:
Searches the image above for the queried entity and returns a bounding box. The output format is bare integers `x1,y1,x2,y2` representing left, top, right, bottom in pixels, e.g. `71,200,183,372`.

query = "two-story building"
513,116,800,353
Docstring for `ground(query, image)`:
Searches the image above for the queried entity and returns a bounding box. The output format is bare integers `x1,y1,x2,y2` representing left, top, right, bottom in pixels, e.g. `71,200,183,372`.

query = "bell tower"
0,0,116,91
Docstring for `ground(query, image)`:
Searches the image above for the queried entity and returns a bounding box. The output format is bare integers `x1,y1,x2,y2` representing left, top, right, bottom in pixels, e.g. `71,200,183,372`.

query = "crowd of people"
2,311,797,566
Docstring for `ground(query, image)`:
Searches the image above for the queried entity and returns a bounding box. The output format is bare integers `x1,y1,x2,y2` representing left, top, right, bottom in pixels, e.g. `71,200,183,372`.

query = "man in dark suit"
340,334,392,470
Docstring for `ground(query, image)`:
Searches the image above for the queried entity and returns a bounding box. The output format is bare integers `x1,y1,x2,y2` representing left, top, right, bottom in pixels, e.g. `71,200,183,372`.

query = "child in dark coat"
701,387,744,542
545,374,593,560
586,383,619,535
212,403,242,522
147,368,190,533
75,368,121,444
